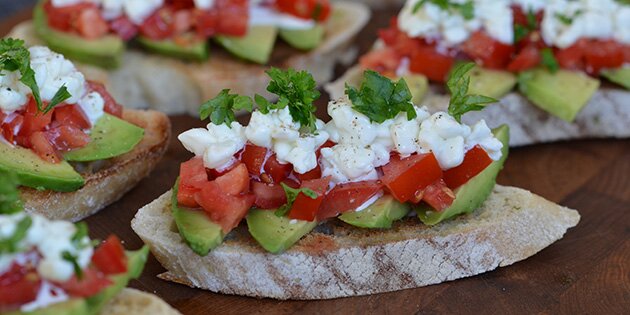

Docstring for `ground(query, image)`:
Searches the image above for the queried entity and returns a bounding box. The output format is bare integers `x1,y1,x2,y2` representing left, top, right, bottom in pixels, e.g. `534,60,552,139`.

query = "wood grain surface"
2,5,629,315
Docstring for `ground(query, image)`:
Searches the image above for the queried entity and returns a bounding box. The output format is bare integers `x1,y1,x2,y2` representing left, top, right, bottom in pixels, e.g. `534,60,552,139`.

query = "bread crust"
7,2,370,116
131,185,579,300
100,288,181,315
21,109,171,222
326,65,630,146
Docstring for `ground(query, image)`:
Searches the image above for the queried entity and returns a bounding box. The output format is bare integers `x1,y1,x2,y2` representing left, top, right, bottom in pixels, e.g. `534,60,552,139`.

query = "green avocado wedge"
7,247,149,315
33,1,124,69
339,195,410,229
279,25,325,50
137,35,210,61
0,141,84,192
415,125,510,225
64,114,144,162
467,66,517,99
247,209,317,254
215,26,278,64
171,180,224,256
601,67,630,90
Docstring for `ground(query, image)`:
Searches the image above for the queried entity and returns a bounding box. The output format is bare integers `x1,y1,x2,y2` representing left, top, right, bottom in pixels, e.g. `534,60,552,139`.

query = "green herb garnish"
345,70,417,123
0,38,71,114
255,68,320,133
0,216,32,254
199,89,253,126
413,0,475,20
540,48,559,73
61,251,83,279
514,10,538,43
0,170,22,215
446,63,498,123
555,10,583,25
274,183,317,217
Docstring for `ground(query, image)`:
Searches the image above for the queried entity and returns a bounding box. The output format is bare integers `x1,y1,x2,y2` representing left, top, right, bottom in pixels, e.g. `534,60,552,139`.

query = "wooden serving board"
2,6,629,315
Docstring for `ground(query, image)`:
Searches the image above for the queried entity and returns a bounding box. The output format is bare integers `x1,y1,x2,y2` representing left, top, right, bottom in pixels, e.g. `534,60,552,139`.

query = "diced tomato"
214,163,249,195
44,1,95,33
86,81,123,117
30,131,61,163
583,40,625,75
443,146,493,189
76,7,109,39
215,0,248,36
241,144,268,176
1,114,24,144
295,165,322,181
461,31,515,69
0,263,41,308
178,157,208,207
54,105,91,129
288,176,331,221
55,268,111,298
251,181,287,209
172,9,194,34
194,181,255,233
359,48,401,75
381,153,442,203
318,180,383,220
91,235,128,275
409,47,455,82
170,0,195,10
193,8,218,37
109,16,138,41
263,154,292,184
556,39,587,70
419,179,455,211
19,98,53,138
507,45,540,72
206,161,239,179
275,0,332,22
140,7,176,40
46,125,90,152
511,6,543,28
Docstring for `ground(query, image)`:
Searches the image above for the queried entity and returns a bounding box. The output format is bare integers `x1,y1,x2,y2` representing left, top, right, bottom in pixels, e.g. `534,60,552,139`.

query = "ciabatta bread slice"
21,109,171,222
131,185,579,300
7,1,370,116
326,65,630,146
100,288,180,315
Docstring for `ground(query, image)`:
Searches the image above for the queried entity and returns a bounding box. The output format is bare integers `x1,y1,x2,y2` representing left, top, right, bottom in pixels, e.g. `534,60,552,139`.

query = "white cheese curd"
249,6,316,30
194,0,215,10
245,107,329,174
614,6,630,44
51,0,91,7
417,112,471,170
0,70,30,113
325,98,379,146
398,0,513,47
101,0,125,20
320,144,378,184
390,107,431,157
124,0,164,24
77,92,105,126
178,121,247,170
20,281,69,313
29,46,86,105
465,120,503,161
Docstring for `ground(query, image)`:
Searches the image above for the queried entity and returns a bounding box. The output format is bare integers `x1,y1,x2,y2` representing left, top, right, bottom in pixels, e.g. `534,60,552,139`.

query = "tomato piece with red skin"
443,146,493,189
381,153,443,203
19,98,53,138
172,9,194,34
359,48,401,75
214,163,249,195
46,125,90,152
178,157,208,207
419,179,455,211
76,7,110,39
251,181,286,209
288,176,331,221
263,154,292,184
461,31,515,69
54,105,91,129
241,144,268,176
109,16,138,41
0,263,41,308
44,1,95,33
30,131,61,163
275,0,332,22
507,45,540,72
1,114,24,144
86,81,123,118
194,181,255,233
193,8,218,37
140,7,175,40
555,39,587,70
295,164,322,182
409,47,455,82
55,268,112,298
318,180,383,220
91,235,128,275
583,40,625,75
215,0,248,36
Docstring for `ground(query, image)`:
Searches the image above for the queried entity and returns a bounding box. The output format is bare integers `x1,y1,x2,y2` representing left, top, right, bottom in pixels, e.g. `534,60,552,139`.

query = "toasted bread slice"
100,288,180,315
131,185,579,300
7,1,370,116
326,65,630,146
21,109,171,222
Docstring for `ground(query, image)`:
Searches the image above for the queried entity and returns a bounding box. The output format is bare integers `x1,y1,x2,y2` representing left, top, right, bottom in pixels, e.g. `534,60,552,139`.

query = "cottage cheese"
250,5,316,30
194,0,215,10
124,0,164,24
320,144,379,183
178,121,247,170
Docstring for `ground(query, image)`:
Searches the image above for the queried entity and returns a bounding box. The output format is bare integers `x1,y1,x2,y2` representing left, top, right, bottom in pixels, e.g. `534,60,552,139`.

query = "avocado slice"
0,141,84,192
415,125,510,225
468,66,517,99
137,35,210,61
401,74,429,104
279,25,325,50
33,1,124,69
339,195,410,229
8,247,149,315
215,26,278,64
171,181,224,256
247,209,317,254
518,68,600,122
601,67,630,90
64,114,144,162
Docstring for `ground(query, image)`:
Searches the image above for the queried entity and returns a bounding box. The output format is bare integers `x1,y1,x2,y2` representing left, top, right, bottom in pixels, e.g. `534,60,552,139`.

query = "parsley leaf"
0,170,22,215
540,48,559,73
513,10,538,43
447,63,498,123
274,183,317,217
62,251,83,279
413,0,475,20
255,68,320,133
0,216,32,255
199,89,253,126
345,70,417,123
0,38,71,114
